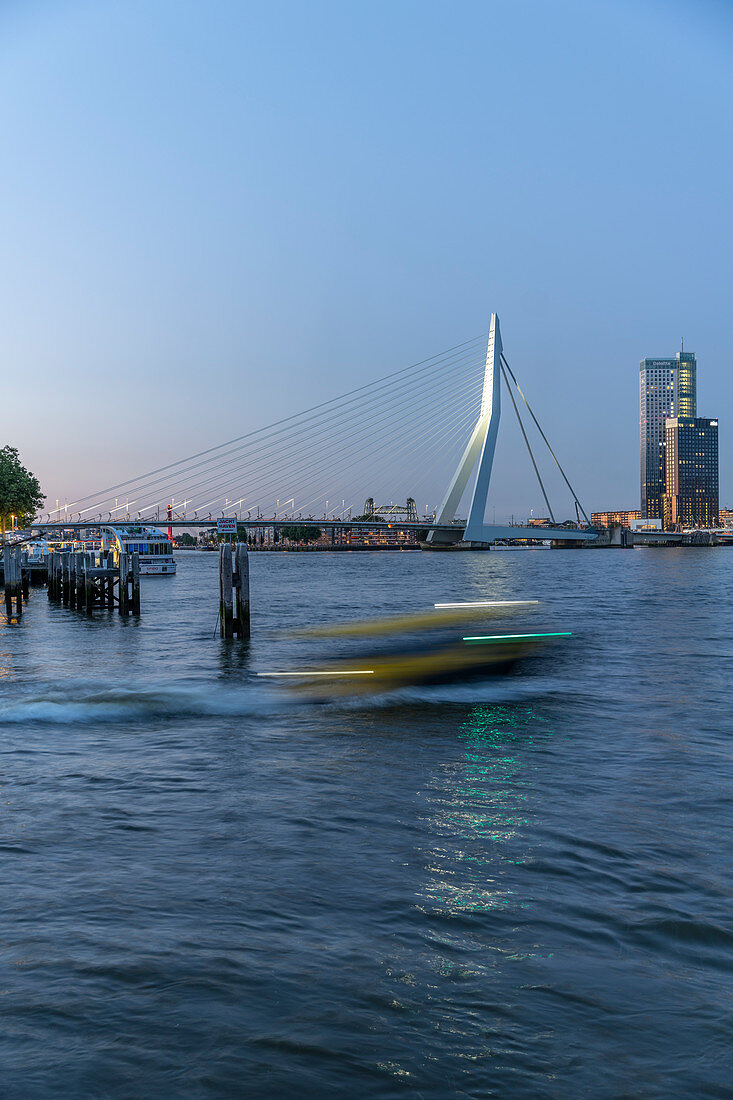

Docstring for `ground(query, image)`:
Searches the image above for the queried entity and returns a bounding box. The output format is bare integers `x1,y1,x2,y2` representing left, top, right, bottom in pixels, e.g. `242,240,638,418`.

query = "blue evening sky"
1,0,731,519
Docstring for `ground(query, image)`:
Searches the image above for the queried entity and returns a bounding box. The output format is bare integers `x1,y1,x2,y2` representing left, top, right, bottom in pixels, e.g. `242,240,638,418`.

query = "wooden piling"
53,551,61,601
131,552,141,614
118,552,129,615
48,551,57,600
68,553,75,608
234,543,251,639
75,551,85,608
61,553,71,606
4,547,21,616
219,544,234,638
85,552,96,614
21,551,29,599
108,551,116,607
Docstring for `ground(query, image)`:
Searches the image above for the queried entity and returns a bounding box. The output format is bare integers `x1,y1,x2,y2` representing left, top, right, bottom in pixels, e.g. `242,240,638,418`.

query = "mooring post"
75,551,85,609
83,552,93,614
68,553,75,608
3,546,13,616
16,548,23,615
234,542,251,639
60,553,69,606
7,547,22,616
131,552,141,614
15,548,22,615
118,551,129,616
107,551,115,607
219,543,234,638
54,551,62,601
67,552,74,606
21,551,29,599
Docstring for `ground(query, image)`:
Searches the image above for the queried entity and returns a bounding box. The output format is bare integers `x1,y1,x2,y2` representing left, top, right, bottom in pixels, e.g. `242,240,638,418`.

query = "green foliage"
0,446,44,530
177,532,197,546
280,525,322,543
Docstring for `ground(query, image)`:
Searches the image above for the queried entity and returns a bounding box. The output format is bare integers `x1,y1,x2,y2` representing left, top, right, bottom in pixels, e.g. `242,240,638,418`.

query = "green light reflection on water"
419,702,544,917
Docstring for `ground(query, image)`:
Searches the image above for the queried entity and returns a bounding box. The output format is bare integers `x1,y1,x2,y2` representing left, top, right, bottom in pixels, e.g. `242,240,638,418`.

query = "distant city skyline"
1,1,732,522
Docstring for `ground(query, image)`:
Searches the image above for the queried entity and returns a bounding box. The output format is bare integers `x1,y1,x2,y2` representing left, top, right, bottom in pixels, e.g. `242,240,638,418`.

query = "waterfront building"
591,510,642,528
663,416,719,529
718,507,733,528
640,351,696,520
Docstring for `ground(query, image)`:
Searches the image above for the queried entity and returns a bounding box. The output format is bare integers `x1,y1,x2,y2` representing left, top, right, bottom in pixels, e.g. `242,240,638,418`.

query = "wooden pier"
47,549,141,614
3,542,254,635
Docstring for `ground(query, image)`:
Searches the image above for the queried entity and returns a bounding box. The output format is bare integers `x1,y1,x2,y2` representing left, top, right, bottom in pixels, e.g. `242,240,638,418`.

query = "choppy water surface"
1,548,732,1098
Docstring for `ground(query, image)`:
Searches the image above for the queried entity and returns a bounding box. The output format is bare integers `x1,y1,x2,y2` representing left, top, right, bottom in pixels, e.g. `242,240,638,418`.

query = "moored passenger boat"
103,526,177,576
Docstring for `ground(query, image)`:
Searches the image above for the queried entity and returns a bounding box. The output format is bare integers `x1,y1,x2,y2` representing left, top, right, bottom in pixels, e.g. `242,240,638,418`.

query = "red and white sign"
216,518,237,533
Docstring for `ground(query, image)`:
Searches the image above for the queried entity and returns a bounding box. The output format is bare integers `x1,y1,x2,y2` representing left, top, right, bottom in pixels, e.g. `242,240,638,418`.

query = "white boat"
22,538,51,565
102,526,177,576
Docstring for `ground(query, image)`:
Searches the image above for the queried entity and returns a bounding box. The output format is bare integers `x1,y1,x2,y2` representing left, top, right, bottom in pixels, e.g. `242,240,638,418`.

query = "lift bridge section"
427,313,596,546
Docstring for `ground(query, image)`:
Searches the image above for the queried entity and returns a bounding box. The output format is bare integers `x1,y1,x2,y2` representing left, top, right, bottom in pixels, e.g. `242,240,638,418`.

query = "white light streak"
433,600,539,608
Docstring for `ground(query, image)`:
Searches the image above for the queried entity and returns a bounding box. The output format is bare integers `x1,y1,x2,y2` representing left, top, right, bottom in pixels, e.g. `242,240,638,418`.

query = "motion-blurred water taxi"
258,600,570,698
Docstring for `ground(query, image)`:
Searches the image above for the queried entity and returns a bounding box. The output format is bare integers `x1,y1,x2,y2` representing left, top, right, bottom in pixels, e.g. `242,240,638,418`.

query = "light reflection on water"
419,704,540,916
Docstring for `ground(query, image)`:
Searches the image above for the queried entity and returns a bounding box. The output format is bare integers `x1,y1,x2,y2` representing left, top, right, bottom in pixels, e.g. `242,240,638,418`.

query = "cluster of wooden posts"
47,549,141,614
3,547,30,616
219,543,250,639
3,543,251,634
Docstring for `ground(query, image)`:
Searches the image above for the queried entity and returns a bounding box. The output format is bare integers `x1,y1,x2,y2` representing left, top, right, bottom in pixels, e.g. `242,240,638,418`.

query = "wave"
0,682,281,725
0,671,578,725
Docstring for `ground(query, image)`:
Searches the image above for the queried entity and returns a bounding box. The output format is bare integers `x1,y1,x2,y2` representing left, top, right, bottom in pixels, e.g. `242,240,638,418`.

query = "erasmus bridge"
34,315,596,546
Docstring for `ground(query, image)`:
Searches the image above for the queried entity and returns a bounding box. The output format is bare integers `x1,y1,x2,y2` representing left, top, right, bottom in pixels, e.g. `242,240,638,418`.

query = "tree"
0,446,44,537
281,524,322,544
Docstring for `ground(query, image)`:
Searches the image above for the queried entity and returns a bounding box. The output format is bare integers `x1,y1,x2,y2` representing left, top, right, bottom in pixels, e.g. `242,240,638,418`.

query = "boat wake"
0,672,578,726
0,682,280,725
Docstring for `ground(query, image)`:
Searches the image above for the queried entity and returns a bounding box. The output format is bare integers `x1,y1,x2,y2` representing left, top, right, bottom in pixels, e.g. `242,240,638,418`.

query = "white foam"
0,683,282,725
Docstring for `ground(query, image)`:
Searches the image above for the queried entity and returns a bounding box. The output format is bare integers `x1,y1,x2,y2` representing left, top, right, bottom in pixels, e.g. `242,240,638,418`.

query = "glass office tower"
663,416,719,529
639,351,697,519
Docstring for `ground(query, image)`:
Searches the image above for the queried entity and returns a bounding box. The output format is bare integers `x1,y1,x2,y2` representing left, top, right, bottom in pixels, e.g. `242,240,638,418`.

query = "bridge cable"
226,386,483,521
62,335,487,512
96,361,482,516
500,363,556,524
72,346,486,516
500,352,591,526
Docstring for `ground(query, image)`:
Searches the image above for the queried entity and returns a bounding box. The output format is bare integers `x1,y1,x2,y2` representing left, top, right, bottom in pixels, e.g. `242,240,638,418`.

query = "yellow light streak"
257,670,375,677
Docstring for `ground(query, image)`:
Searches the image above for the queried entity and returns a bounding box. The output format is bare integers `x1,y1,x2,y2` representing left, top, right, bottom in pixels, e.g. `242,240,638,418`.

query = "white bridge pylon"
428,313,595,545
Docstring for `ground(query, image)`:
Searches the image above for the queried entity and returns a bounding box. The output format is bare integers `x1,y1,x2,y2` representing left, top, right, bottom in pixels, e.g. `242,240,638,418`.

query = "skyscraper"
639,351,697,519
663,417,719,529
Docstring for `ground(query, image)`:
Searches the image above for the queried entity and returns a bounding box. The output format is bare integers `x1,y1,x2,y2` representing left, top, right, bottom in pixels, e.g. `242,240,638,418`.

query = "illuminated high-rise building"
639,351,696,519
663,417,718,529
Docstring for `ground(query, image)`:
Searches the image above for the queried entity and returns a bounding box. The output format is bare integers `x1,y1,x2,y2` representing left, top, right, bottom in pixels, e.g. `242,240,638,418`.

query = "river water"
1,548,732,1098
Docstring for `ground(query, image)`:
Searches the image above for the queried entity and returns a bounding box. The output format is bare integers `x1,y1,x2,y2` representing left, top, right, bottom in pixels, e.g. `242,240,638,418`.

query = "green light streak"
462,631,572,643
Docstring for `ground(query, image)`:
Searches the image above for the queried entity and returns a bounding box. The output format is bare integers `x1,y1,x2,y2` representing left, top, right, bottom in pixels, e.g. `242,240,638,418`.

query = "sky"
1,0,732,521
